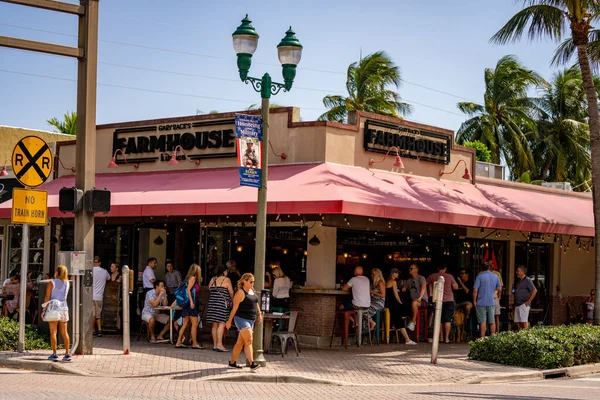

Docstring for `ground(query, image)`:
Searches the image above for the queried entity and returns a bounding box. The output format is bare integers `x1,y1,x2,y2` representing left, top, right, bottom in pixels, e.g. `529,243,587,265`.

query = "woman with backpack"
174,263,204,349
206,265,234,352
225,273,262,371
43,265,71,362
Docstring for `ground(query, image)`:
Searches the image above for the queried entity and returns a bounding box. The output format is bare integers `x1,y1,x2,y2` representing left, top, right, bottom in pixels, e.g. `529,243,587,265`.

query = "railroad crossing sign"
11,188,48,226
11,136,53,188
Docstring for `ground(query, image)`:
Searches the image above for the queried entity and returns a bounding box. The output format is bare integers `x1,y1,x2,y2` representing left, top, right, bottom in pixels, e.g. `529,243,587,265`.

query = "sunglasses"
459,272,466,275
249,280,255,284
409,268,416,270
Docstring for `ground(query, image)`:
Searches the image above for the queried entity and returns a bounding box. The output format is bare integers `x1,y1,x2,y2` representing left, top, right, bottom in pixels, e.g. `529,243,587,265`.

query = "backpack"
174,281,190,307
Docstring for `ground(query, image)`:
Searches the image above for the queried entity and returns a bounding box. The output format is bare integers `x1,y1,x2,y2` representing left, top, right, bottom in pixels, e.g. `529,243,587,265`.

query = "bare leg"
411,300,419,322
230,331,245,364
479,323,487,338
490,323,496,335
190,316,199,347
524,322,530,329
495,314,500,331
96,317,102,332
49,321,58,354
148,318,157,341
211,323,218,348
59,322,70,354
399,328,411,343
216,323,226,349
444,322,451,342
158,318,170,339
241,328,254,364
176,317,190,346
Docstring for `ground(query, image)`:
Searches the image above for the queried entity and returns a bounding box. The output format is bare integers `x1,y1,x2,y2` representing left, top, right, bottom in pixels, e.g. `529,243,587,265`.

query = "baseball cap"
390,267,399,275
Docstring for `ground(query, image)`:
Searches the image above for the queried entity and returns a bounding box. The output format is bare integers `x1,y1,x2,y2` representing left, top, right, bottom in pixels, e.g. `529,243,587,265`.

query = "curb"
202,373,352,386
462,363,600,385
0,358,90,376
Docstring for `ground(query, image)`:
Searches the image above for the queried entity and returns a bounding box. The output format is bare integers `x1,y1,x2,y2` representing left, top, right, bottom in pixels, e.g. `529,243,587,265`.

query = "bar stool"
355,308,373,346
330,310,357,348
415,308,428,342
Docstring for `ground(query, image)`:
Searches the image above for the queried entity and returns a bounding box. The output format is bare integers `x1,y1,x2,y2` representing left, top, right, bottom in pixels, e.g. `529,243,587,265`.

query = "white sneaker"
405,340,417,345
407,321,415,331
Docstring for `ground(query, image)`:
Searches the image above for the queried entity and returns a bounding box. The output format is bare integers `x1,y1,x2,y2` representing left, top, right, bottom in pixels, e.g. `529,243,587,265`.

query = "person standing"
473,261,501,338
402,264,428,331
271,266,293,311
455,268,473,316
513,266,537,329
490,263,504,330
92,256,110,337
385,268,416,345
426,264,459,343
109,263,122,283
206,265,234,352
226,273,262,371
226,260,241,291
43,265,71,362
164,260,182,301
175,263,204,349
142,257,158,296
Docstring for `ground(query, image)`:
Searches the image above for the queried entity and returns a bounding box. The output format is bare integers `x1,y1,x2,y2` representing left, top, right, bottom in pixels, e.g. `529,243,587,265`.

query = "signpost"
11,136,51,352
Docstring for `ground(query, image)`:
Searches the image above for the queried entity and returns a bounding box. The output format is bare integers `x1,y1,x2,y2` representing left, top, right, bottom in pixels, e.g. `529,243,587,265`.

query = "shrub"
0,317,51,351
468,324,600,369
462,140,492,163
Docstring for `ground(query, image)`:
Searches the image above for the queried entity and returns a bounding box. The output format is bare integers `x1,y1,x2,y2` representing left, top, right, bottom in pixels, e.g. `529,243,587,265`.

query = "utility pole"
0,0,99,355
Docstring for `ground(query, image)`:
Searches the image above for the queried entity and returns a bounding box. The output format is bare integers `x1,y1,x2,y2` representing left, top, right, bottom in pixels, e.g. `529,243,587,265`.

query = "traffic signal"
85,188,111,214
58,187,83,213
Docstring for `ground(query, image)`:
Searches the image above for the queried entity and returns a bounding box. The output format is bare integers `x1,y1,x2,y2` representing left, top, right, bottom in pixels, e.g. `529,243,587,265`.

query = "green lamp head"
277,27,302,90
232,14,259,81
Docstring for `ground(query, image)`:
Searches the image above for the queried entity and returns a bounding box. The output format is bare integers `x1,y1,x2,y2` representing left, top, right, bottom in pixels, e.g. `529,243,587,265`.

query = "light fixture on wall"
369,146,404,169
308,235,320,246
108,149,139,169
439,159,471,180
153,236,164,245
0,159,10,176
53,155,76,173
282,248,288,255
236,245,243,252
168,145,201,166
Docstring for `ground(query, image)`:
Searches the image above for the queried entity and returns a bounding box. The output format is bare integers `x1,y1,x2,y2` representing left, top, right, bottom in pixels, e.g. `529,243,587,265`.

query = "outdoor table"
263,312,290,353
154,305,183,344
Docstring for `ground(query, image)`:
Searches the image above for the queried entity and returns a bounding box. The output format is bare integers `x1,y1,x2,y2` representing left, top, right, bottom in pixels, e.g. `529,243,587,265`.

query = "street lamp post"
232,15,302,367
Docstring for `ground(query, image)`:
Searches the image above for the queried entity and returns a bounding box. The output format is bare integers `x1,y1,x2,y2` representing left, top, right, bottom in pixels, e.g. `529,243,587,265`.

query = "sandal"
175,344,187,348
191,345,205,350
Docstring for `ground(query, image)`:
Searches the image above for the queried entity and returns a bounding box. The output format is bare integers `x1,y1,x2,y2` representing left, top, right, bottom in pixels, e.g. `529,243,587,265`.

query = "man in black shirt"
455,268,473,316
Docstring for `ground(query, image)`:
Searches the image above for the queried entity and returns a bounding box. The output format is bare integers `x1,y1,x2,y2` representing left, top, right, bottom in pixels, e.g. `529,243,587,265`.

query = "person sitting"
141,280,170,343
385,268,416,345
402,264,428,331
340,266,371,316
2,273,20,318
366,268,385,331
271,267,293,311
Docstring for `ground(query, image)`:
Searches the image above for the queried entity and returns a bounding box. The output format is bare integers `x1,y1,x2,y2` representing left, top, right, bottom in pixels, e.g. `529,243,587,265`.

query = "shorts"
494,298,501,315
92,300,103,318
234,316,255,331
514,304,530,323
441,301,455,323
476,305,495,324
412,299,428,309
142,313,169,324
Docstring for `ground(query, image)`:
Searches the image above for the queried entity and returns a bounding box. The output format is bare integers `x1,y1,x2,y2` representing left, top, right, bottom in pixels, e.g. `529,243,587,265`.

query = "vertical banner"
235,114,263,188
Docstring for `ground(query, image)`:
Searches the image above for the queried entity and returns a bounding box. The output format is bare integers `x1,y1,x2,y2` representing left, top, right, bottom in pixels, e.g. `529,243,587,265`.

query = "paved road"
1,367,598,399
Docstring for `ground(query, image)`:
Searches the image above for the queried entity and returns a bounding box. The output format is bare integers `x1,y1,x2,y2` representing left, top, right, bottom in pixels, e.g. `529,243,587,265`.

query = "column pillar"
306,225,337,288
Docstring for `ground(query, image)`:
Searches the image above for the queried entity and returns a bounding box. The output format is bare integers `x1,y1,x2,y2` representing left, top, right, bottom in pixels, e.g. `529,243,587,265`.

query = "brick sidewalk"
0,336,532,385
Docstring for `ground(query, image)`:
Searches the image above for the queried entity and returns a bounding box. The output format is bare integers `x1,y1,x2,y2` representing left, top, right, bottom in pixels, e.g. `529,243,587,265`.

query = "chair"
137,320,150,342
415,308,428,343
330,310,357,348
271,309,302,357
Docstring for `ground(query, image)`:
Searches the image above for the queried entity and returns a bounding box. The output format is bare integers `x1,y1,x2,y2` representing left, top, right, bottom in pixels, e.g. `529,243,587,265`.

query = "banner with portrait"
235,114,263,188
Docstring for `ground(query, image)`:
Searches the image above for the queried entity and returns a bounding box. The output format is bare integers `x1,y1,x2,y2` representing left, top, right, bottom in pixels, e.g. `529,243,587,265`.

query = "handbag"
41,300,62,322
213,278,233,309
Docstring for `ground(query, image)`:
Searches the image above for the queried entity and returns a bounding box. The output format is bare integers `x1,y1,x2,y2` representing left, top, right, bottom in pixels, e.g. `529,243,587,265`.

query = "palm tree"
47,111,77,135
455,55,542,177
491,0,600,322
318,51,412,122
531,66,592,188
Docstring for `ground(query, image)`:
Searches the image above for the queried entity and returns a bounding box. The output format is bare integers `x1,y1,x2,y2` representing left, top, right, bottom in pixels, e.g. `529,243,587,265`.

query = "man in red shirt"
427,264,459,343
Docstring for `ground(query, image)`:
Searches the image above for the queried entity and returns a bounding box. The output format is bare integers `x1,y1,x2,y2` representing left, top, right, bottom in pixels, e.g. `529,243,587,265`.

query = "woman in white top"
43,265,71,362
271,267,293,311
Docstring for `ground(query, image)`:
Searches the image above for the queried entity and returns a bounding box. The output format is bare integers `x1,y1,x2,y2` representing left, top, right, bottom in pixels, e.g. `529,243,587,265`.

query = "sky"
0,0,565,134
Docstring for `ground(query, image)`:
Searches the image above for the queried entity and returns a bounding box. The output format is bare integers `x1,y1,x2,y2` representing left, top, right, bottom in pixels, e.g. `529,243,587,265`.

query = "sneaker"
407,321,415,331
228,361,243,369
48,354,59,362
250,362,261,372
92,331,99,337
405,340,417,345
62,354,72,362
96,331,103,337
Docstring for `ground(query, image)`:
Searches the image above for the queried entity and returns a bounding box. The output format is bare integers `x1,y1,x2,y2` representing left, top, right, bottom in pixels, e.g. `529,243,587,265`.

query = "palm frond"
490,5,566,44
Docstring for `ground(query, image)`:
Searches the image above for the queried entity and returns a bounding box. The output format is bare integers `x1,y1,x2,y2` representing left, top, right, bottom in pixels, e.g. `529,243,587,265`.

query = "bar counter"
289,288,351,346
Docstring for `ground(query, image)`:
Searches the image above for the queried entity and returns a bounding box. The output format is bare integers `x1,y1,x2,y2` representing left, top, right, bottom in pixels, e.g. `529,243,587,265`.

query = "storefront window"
95,226,133,268
8,225,46,278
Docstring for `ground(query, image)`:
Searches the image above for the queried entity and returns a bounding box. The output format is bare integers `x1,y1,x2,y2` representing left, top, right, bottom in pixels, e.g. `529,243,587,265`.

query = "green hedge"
0,317,51,351
469,324,600,369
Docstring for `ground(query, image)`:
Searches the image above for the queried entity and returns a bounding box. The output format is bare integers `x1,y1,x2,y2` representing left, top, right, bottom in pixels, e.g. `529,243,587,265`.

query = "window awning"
0,163,593,236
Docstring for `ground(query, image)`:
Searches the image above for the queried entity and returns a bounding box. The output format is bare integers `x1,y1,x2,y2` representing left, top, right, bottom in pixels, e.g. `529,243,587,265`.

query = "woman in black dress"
385,268,416,345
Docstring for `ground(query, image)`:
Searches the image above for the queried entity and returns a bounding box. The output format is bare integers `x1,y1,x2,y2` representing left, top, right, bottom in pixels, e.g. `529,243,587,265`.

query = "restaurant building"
0,108,594,344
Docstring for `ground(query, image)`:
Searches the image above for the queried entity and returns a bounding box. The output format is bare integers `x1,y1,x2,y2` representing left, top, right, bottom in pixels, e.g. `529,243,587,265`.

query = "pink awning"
0,163,593,236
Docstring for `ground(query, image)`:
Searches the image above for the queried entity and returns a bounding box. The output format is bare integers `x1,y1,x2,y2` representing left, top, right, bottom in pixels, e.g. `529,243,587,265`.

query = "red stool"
415,308,428,342
330,310,357,348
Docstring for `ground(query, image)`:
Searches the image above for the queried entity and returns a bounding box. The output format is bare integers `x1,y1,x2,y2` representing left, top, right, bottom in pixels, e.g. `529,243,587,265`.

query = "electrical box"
57,251,85,276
